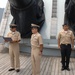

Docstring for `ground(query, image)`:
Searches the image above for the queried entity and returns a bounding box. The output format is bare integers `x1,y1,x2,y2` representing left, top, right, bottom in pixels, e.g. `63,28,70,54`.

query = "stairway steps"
50,0,57,38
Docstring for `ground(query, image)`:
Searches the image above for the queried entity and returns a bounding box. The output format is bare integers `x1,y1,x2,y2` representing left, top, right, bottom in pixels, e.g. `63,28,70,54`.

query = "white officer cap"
31,24,40,28
10,24,17,28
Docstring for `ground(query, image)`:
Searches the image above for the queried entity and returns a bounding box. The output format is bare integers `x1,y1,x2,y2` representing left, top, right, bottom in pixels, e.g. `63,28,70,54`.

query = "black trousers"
60,44,71,68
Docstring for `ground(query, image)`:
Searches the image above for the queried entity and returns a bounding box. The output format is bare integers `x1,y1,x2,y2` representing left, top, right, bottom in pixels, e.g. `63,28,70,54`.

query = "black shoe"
8,68,15,71
16,69,20,72
66,67,70,71
61,67,65,71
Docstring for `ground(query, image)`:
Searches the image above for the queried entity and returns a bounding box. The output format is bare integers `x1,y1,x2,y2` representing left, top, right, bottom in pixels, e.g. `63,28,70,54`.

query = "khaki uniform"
31,32,43,75
58,29,74,68
7,31,21,69
58,29,74,44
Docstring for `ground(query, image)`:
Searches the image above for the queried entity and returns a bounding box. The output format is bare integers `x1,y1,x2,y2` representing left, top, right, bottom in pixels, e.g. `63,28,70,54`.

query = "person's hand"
11,40,18,43
4,40,8,42
72,45,74,50
10,41,14,43
58,45,61,49
39,51,42,55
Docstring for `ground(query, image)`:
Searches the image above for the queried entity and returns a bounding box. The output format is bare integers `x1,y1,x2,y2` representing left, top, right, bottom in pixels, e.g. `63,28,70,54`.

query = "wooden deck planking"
43,57,51,75
55,58,59,75
0,53,75,75
48,57,54,75
50,57,55,75
58,58,62,75
71,59,75,75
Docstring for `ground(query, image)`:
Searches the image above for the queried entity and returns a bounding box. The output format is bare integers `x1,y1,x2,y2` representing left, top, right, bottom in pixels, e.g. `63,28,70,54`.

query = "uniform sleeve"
7,33,9,37
18,32,21,41
38,35,43,45
71,32,74,40
58,32,61,39
31,35,33,40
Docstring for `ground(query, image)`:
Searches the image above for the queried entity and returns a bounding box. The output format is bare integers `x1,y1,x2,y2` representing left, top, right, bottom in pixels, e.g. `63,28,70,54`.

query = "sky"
0,0,8,8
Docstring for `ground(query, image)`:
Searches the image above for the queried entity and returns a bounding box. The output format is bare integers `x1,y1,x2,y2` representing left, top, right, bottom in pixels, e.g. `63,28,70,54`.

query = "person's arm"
11,32,21,43
58,38,61,49
71,32,74,49
40,44,43,52
5,33,9,42
39,35,43,54
71,39,74,49
58,33,61,49
17,32,21,42
13,32,21,42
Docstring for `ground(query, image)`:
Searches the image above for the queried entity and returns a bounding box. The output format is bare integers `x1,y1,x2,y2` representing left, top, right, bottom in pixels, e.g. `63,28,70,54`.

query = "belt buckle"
66,44,67,45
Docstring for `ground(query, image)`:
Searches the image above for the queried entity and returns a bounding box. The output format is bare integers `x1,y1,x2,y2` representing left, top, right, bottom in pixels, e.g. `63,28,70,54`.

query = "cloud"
0,0,8,8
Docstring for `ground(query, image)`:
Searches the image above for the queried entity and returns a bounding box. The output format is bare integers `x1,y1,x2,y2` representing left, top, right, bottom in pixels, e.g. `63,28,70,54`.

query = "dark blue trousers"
60,44,71,68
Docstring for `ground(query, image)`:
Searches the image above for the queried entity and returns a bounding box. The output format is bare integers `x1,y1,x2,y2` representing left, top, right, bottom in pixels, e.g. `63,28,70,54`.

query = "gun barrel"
9,0,32,9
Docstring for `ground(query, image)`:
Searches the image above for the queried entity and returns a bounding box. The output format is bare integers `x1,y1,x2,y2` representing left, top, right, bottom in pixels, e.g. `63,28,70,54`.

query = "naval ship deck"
0,51,75,75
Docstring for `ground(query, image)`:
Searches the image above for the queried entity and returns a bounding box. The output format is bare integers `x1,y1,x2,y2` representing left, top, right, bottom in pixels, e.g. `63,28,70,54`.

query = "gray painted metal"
0,8,4,23
19,39,75,57
20,44,75,57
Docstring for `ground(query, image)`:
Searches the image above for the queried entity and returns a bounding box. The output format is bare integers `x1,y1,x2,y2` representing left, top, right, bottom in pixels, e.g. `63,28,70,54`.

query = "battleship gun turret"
64,0,75,34
8,0,45,38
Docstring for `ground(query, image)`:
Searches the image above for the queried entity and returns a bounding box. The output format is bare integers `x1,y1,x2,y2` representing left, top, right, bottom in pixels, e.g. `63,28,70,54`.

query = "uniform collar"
33,32,38,36
61,29,69,32
11,31,17,33
33,32,38,34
